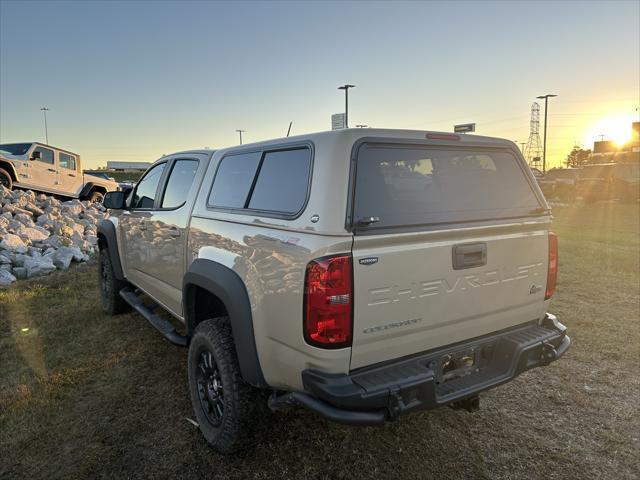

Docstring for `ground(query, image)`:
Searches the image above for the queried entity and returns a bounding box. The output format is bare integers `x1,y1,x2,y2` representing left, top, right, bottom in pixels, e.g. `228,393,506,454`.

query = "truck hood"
0,153,27,162
85,174,119,189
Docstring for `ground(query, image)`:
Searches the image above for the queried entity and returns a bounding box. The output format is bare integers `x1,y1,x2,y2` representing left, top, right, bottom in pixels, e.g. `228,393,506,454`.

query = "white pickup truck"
0,142,118,202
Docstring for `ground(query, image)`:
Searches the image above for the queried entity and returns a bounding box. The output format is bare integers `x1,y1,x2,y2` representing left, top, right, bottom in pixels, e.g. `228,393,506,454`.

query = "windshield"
353,144,543,231
0,143,32,156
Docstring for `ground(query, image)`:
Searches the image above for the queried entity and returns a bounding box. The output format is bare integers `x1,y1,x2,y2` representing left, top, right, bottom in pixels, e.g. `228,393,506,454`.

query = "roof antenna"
286,121,292,137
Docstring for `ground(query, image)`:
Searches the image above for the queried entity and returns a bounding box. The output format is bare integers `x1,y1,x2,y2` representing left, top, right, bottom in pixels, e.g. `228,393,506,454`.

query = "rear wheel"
99,248,130,315
188,317,262,453
0,168,12,190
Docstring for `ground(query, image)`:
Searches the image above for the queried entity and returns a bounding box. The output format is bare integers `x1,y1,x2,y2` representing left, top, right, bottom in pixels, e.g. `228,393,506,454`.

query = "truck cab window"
33,147,54,164
59,153,76,170
131,162,166,209
161,159,199,209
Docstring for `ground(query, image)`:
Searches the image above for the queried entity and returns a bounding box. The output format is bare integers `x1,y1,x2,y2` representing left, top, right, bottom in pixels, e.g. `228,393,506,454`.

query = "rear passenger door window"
248,148,311,214
131,162,166,209
161,159,199,209
59,153,76,170
208,152,262,208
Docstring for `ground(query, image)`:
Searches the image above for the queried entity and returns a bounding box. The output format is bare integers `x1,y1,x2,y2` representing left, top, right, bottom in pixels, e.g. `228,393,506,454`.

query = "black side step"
119,288,188,347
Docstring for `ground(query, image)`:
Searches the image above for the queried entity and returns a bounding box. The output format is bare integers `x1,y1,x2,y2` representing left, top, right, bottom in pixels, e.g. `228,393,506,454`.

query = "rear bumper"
279,314,569,426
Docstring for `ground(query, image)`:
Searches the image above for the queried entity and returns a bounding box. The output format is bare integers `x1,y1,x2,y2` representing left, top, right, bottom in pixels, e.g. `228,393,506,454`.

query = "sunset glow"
584,114,637,148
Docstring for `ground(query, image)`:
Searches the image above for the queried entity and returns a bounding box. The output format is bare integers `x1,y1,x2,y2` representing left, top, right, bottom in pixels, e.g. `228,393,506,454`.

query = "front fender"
79,182,97,199
97,219,125,280
0,159,19,181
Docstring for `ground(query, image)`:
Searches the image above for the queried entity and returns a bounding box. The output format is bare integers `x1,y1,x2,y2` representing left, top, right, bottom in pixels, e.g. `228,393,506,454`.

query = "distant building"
106,161,152,171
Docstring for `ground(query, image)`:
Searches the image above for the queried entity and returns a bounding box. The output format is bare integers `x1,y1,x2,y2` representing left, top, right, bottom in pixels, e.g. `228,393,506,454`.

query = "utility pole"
337,84,355,128
40,107,50,144
235,129,245,145
536,94,557,173
519,142,526,152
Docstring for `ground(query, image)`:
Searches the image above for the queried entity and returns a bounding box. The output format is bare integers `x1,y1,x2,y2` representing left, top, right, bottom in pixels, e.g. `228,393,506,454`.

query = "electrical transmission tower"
524,102,543,168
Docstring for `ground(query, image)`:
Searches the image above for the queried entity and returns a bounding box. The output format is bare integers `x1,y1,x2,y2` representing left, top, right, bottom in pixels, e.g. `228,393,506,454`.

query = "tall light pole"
40,107,50,144
536,94,557,173
337,84,355,128
235,129,245,145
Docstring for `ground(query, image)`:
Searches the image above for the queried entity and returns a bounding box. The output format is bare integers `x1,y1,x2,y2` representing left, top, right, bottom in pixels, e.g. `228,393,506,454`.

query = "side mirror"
31,151,42,161
103,191,127,209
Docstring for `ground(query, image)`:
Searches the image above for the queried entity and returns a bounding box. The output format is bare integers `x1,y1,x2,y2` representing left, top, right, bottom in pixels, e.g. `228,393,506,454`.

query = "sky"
1,0,638,169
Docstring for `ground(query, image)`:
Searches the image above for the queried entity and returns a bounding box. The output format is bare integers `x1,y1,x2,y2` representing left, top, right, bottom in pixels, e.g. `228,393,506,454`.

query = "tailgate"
350,226,549,369
348,140,549,369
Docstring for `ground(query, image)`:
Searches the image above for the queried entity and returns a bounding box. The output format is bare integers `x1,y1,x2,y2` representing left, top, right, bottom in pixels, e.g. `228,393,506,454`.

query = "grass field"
1,203,638,479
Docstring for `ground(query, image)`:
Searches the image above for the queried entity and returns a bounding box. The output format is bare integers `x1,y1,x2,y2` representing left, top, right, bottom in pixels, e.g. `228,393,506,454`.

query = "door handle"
168,227,181,237
68,173,76,177
452,242,487,270
47,168,57,172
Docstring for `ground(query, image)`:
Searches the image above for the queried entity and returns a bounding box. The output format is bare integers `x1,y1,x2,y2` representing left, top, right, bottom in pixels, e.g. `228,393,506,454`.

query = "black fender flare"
183,258,267,387
97,219,125,280
79,182,106,199
0,160,18,181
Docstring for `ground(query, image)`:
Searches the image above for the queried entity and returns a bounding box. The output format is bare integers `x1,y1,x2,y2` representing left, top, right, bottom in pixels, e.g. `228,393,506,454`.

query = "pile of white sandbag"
0,186,108,286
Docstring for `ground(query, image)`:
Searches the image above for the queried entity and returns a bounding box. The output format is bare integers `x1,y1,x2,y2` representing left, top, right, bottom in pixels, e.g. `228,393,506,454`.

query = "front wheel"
99,248,130,315
89,190,104,203
0,168,12,190
188,317,262,453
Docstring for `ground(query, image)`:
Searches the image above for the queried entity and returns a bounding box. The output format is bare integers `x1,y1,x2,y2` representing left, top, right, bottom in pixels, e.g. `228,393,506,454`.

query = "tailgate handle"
452,243,487,270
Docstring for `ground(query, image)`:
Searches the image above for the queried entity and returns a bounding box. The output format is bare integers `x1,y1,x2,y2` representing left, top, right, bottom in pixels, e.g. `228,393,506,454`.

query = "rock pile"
0,186,107,286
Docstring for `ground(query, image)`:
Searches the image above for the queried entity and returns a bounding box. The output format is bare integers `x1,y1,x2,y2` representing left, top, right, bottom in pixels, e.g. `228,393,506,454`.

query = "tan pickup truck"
98,128,570,453
0,142,118,201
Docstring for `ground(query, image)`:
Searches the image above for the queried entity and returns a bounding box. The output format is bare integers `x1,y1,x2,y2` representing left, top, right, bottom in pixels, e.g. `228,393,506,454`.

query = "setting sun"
584,114,637,147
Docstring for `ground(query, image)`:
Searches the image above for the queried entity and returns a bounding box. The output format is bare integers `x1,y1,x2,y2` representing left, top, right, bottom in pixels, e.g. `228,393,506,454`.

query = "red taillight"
545,232,558,300
304,254,353,348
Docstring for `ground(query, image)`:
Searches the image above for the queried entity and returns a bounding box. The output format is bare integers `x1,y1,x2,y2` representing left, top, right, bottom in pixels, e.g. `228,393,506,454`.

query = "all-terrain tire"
89,190,104,203
0,168,12,190
99,248,130,315
188,317,262,454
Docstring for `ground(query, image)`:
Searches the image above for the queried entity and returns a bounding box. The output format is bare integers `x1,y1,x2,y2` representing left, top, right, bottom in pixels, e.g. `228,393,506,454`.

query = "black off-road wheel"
188,317,262,454
0,168,12,190
89,190,104,203
99,248,130,315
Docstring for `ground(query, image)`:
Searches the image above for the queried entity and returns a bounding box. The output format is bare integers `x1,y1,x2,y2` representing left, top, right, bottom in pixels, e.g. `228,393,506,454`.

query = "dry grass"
1,203,638,479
